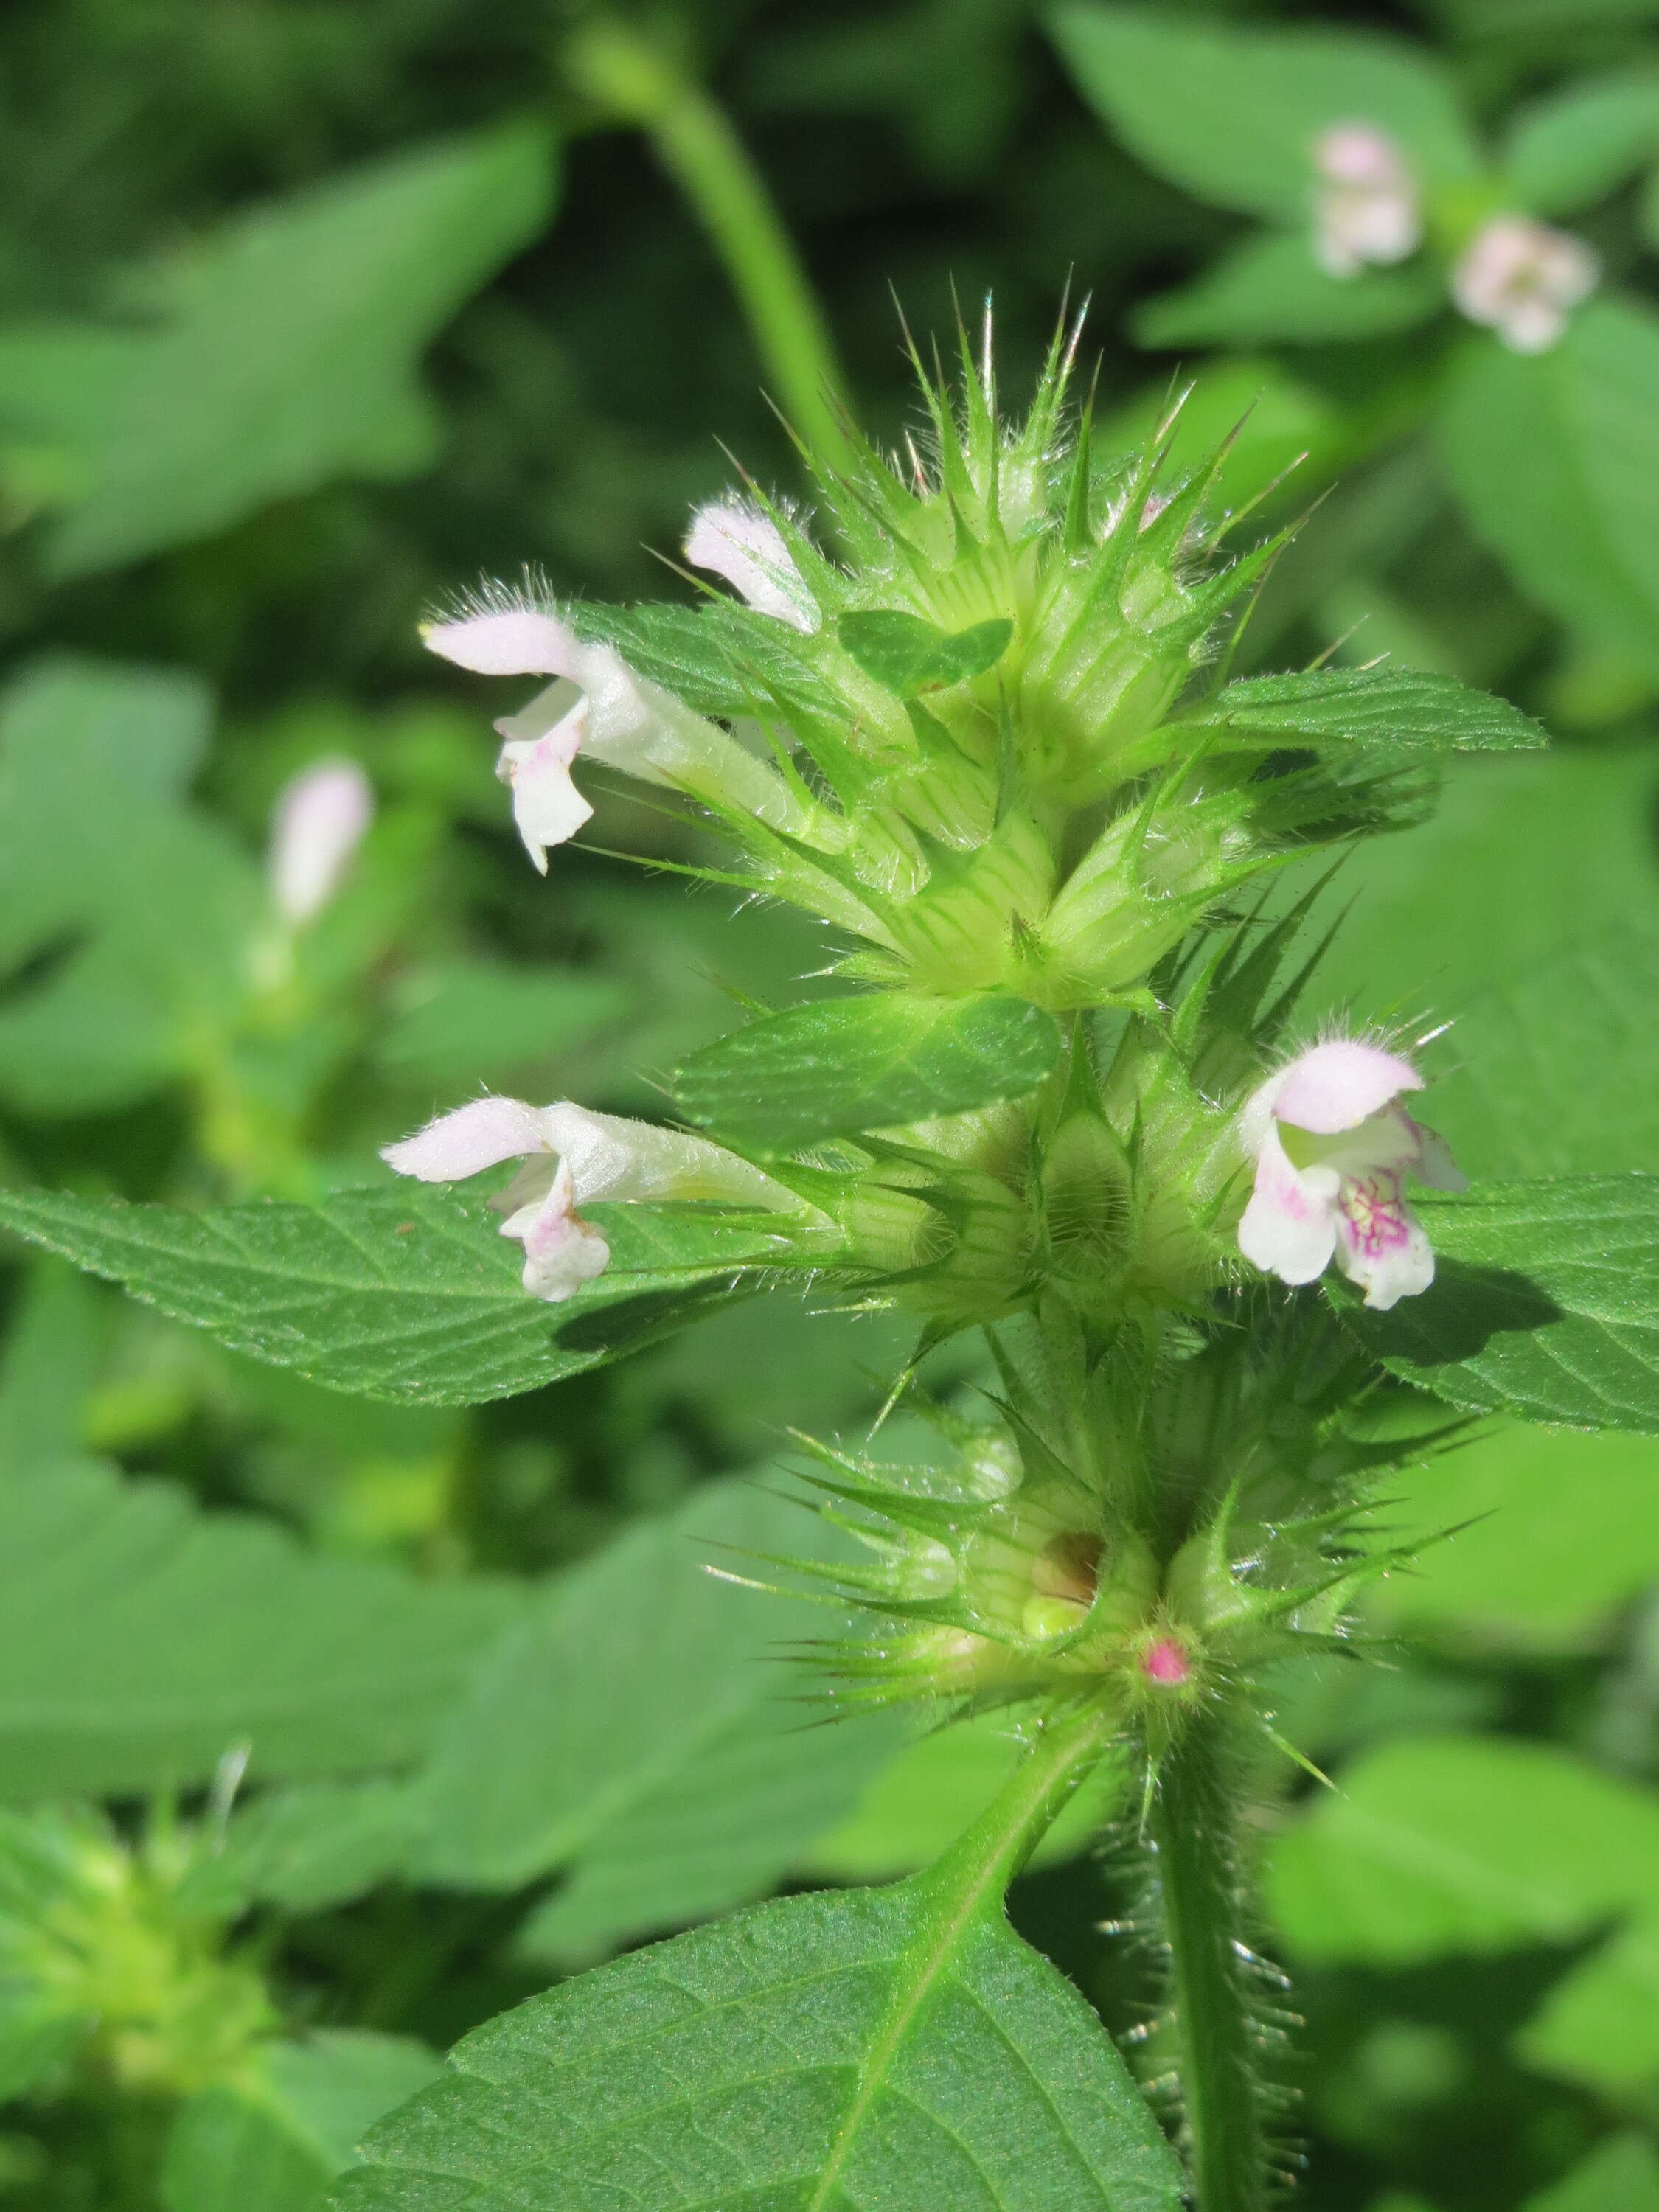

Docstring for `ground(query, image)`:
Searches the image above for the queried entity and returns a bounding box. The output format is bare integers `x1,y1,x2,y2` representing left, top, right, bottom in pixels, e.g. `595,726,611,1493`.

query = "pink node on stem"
1141,1637,1192,1688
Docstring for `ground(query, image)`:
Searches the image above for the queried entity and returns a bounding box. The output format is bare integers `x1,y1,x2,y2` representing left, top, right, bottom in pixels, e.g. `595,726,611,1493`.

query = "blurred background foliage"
1,0,1659,2207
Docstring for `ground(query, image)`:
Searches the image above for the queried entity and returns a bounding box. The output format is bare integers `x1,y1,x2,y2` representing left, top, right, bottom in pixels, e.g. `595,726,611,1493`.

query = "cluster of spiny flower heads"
387,318,1473,1745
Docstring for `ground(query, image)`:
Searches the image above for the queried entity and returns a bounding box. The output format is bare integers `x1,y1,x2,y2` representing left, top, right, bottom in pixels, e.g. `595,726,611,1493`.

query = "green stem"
568,20,848,456
931,1694,1118,1899
1150,1716,1271,2212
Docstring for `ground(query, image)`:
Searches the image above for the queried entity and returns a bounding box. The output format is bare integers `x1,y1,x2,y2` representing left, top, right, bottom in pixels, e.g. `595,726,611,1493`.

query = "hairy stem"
1150,1715,1272,2212
569,20,849,456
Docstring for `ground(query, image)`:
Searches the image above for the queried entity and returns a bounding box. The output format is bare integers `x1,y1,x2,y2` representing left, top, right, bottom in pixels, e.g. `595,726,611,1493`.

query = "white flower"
1236,1040,1465,1312
1311,123,1422,279
683,498,819,632
1451,215,1599,354
268,758,374,924
423,597,807,872
381,1094,796,1304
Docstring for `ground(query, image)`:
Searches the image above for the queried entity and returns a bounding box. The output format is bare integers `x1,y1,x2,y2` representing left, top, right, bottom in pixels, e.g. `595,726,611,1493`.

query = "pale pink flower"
268,758,373,925
683,498,818,632
1451,216,1599,353
1311,123,1422,279
381,1095,795,1304
1237,1040,1464,1312
423,597,804,872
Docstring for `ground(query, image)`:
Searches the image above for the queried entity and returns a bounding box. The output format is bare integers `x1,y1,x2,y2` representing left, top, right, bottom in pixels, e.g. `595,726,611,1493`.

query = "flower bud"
267,757,373,925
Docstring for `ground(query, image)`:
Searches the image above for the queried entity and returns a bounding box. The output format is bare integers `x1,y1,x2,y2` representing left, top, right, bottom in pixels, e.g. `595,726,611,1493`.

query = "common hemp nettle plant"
7,319,1657,2212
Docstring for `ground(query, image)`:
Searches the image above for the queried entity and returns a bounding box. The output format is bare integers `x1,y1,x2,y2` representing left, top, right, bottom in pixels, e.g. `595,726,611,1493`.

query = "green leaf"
1503,69,1659,215
1048,3,1478,220
177,1779,422,1919
1369,1421,1659,1640
0,1458,513,1798
1134,232,1441,350
1338,1178,1659,1434
163,2034,443,2212
836,611,1012,698
0,1183,791,1406
44,122,557,578
573,600,835,720
675,992,1062,1152
1267,1733,1659,1964
1442,298,1659,680
1522,2140,1659,2212
332,1717,1185,2212
1180,664,1546,757
409,1475,904,1961
1519,1924,1659,2096
1100,358,1351,519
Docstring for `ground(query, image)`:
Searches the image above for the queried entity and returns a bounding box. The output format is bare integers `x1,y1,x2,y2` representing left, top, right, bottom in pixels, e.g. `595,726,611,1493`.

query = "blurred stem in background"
566,13,850,458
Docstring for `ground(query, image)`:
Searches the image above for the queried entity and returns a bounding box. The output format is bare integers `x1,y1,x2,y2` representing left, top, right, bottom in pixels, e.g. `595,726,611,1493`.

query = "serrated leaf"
409,1475,904,1960
675,992,1062,1152
0,1183,792,1406
1338,1178,1659,1434
333,1719,1185,2212
1442,297,1659,679
837,611,1012,698
44,122,557,577
1134,232,1440,349
163,2033,443,2212
0,1459,514,1798
1048,3,1478,220
1180,664,1546,756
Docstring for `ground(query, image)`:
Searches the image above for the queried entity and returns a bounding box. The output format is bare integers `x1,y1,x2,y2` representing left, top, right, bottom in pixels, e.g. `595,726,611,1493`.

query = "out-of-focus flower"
1237,1038,1464,1311
1310,122,1422,279
382,1094,795,1302
268,758,373,925
683,497,819,631
1451,215,1599,353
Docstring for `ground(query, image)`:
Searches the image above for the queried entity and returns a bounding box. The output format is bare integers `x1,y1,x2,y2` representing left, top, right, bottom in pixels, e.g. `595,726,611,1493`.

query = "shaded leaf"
1338,1178,1659,1435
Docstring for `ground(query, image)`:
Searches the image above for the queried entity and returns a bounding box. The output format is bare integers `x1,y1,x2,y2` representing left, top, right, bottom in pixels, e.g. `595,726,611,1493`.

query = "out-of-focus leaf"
1520,2139,1659,2212
1048,4,1478,220
163,2032,442,2212
0,1459,514,1798
409,1475,904,1960
44,122,557,578
1135,232,1441,349
0,1183,798,1405
802,1712,1124,1882
1503,69,1659,215
372,961,630,1086
1369,1422,1659,1639
178,1780,421,1918
1180,665,1545,756
0,1262,104,1471
1339,1178,1659,1435
1267,1733,1659,1961
333,1845,1185,2212
1442,299,1659,680
675,992,1062,1152
1519,1924,1659,2095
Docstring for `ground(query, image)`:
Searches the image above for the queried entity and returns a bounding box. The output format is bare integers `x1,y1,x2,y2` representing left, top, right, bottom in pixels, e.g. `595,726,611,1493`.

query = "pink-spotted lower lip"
1141,1636,1191,1687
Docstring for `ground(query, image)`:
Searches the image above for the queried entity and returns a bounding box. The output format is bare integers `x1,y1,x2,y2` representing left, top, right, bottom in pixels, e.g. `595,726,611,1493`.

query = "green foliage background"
2,1,1659,2207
